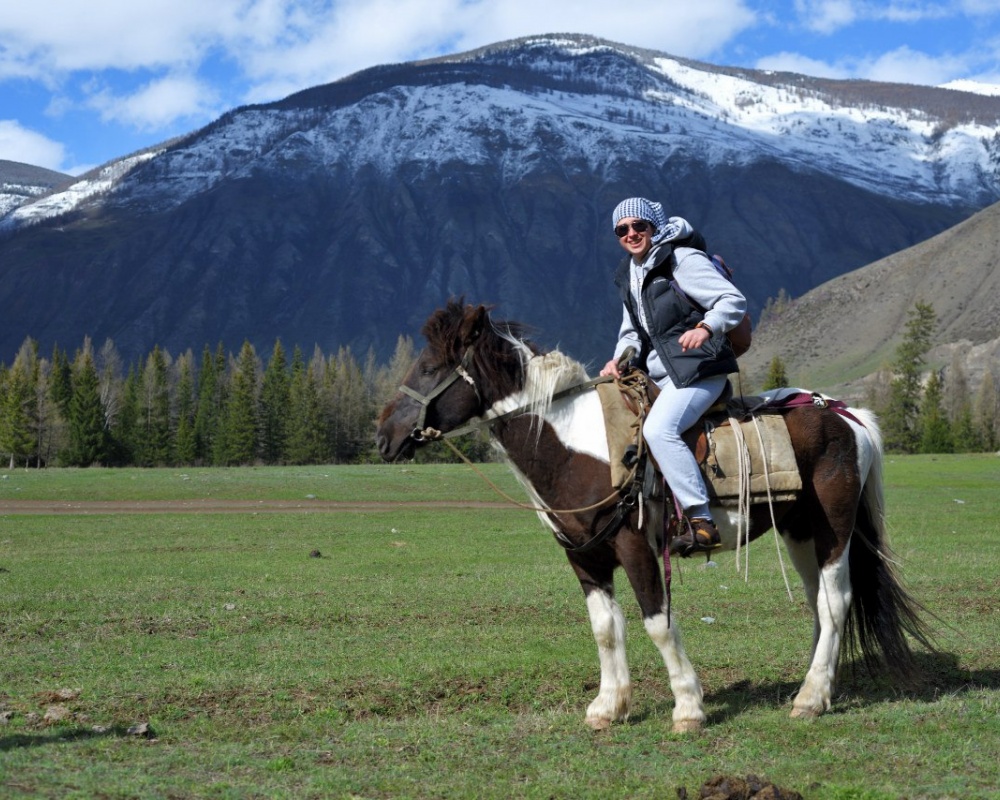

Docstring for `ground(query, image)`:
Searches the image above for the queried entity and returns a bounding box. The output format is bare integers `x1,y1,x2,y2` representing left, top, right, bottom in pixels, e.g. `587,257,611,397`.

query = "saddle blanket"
597,381,802,506
701,413,802,506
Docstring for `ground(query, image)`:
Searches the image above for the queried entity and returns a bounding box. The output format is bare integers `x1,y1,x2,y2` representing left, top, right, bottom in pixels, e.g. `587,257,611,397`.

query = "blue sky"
2,0,1000,176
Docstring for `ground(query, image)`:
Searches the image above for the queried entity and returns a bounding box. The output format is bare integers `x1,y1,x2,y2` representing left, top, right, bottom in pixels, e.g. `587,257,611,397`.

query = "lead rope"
429,434,630,516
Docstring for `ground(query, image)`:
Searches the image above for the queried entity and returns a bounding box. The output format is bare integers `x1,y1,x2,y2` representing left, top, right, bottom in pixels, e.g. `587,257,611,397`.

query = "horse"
375,299,933,733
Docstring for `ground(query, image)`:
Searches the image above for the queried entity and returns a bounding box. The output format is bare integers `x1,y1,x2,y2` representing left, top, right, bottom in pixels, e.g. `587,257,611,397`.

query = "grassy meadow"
1,456,998,799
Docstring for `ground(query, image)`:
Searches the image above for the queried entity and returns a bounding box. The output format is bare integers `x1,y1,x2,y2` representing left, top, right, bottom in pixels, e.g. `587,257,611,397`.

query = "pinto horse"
376,300,933,732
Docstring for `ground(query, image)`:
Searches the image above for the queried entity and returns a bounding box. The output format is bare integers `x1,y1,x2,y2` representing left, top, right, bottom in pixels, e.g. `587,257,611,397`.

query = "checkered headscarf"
611,197,672,244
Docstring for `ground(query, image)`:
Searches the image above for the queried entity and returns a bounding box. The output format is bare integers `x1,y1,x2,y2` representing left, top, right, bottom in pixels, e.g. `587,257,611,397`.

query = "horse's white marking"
782,534,821,653
790,539,853,718
712,507,750,550
584,589,632,727
488,346,609,463
845,406,880,486
642,611,706,731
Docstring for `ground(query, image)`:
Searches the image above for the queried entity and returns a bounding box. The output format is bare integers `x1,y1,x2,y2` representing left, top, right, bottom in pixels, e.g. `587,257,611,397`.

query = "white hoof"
671,718,703,734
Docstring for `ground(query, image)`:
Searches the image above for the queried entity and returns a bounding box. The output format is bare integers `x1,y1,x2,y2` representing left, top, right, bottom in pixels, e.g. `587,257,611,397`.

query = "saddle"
596,373,803,509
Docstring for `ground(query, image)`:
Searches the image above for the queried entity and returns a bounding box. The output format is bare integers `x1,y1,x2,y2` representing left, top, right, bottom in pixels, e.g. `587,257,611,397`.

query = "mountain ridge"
0,34,996,372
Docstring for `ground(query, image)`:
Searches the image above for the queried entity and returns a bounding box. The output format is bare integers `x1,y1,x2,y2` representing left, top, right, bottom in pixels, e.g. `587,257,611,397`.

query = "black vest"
612,246,738,388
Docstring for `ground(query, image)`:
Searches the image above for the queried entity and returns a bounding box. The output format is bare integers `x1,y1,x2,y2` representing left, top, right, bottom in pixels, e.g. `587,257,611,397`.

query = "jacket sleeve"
673,248,747,334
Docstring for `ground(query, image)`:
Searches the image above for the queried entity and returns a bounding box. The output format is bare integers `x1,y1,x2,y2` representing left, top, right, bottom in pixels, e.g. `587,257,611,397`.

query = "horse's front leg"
616,532,706,733
581,582,632,729
787,539,852,718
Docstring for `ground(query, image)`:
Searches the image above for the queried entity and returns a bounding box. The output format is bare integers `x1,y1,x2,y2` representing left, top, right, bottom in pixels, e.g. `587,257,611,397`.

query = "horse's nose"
376,431,391,460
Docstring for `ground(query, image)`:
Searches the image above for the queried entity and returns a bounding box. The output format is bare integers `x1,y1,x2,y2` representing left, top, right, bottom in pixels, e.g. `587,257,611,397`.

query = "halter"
398,345,480,440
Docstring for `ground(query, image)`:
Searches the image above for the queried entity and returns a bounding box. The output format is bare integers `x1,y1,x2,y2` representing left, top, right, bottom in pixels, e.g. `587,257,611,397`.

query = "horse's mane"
422,300,590,413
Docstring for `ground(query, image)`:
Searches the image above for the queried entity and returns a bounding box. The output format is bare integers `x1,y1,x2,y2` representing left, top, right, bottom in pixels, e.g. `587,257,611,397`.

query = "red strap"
772,392,866,428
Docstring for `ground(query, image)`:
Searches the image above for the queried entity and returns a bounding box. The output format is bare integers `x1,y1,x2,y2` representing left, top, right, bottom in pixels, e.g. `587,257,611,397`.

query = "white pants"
645,373,728,520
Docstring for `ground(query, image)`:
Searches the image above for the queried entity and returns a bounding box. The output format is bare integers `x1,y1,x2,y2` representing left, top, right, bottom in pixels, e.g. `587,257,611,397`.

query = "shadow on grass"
0,724,133,752
702,650,1000,725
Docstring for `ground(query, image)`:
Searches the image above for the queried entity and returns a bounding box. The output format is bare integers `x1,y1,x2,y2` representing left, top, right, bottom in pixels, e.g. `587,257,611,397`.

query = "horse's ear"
459,304,488,346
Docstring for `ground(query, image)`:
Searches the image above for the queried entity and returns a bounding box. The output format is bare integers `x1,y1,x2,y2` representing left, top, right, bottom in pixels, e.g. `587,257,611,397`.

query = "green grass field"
1,457,998,799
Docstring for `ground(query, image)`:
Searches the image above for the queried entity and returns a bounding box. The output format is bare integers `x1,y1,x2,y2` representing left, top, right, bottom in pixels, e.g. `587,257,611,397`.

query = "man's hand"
599,359,621,378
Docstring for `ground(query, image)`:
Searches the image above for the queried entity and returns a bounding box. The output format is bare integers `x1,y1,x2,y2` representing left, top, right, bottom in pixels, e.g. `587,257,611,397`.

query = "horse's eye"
420,364,438,376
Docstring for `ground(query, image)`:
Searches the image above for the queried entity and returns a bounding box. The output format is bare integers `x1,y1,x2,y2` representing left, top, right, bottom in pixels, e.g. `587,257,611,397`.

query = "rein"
401,352,647,552
414,373,612,443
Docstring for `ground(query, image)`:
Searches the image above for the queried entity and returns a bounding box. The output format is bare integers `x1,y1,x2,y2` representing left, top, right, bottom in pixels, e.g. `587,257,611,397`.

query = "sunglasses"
614,220,651,238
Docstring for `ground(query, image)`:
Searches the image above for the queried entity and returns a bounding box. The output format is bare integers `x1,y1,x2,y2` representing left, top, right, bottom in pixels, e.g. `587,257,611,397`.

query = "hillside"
741,200,1000,399
0,160,71,217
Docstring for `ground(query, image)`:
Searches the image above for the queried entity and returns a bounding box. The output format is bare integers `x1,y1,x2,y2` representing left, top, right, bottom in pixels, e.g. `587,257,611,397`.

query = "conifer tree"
174,353,197,465
0,341,38,469
762,356,789,391
881,302,936,453
211,343,231,465
974,368,998,451
50,344,73,419
67,346,107,466
223,341,260,465
260,340,290,464
917,370,952,453
950,407,981,453
136,345,172,466
286,346,324,464
193,345,219,463
111,365,141,465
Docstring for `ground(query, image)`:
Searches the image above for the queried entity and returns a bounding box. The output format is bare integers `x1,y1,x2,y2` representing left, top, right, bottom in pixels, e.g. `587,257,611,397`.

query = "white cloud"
1,1,763,108
0,120,67,170
794,0,857,34
757,44,971,85
790,1,979,33
85,75,222,131
236,0,760,104
859,45,967,84
449,0,759,58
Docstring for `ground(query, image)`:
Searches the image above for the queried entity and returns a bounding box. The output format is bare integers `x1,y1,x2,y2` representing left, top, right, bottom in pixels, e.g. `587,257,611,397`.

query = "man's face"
615,217,655,261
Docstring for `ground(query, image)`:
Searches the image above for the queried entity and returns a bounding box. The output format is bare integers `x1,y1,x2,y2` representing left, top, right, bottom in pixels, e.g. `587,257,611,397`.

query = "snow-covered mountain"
6,35,999,232
0,160,72,218
1,34,998,366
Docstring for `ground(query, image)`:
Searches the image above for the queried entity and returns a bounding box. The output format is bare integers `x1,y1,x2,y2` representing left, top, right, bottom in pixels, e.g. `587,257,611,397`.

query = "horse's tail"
845,410,936,684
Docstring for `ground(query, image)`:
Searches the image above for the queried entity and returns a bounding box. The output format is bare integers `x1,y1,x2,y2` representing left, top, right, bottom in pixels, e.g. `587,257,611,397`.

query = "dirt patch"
678,774,804,800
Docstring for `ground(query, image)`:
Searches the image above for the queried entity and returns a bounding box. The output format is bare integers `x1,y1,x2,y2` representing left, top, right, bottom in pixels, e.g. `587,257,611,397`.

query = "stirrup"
669,517,722,558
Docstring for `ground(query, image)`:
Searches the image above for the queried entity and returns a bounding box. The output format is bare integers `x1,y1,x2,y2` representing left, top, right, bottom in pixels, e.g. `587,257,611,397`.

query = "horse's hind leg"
783,534,821,658
788,540,852,718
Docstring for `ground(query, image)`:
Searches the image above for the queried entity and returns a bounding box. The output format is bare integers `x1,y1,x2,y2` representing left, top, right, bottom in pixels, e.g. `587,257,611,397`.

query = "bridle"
398,343,612,444
398,345,481,441
395,344,643,553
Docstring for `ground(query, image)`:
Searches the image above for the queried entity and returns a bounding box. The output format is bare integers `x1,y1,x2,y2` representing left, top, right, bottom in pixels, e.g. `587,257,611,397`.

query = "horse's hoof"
672,719,703,733
790,706,821,720
586,716,612,731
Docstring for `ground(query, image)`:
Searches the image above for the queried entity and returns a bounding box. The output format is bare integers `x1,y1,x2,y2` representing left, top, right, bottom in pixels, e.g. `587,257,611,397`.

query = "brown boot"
669,517,722,558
